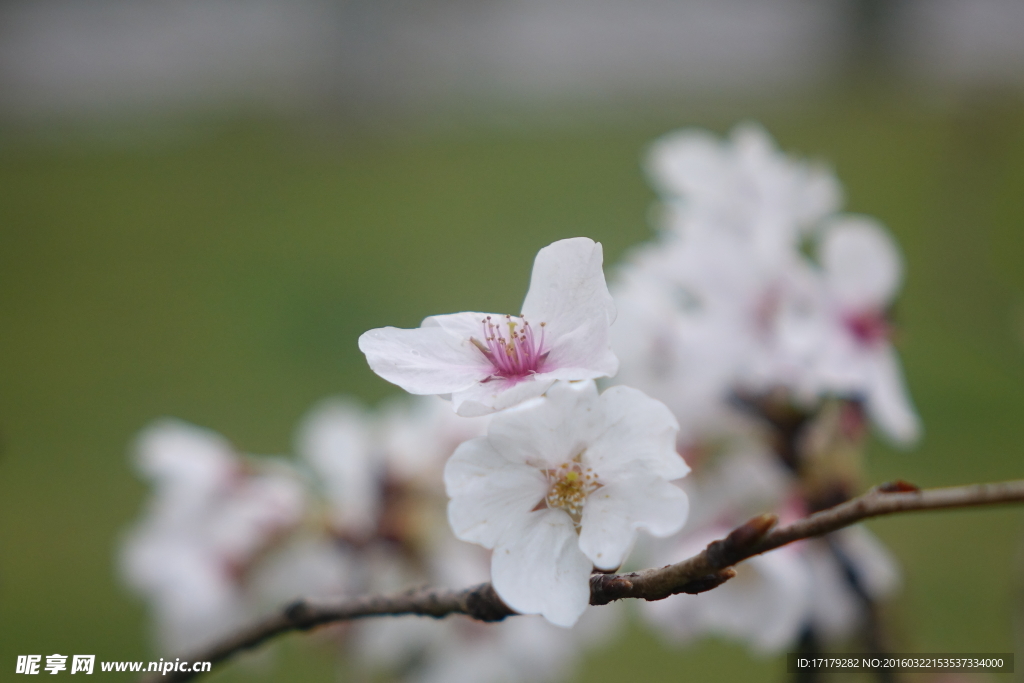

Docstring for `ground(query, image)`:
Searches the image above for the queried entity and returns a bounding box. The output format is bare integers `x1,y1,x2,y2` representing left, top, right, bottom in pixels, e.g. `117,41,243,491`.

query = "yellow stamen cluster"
544,460,600,525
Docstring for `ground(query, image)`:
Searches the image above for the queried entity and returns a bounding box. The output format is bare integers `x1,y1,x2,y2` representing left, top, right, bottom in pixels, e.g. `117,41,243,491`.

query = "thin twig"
142,478,1024,683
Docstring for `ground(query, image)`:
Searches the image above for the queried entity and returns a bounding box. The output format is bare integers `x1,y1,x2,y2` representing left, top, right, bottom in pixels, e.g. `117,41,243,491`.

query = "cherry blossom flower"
678,444,792,533
811,216,921,444
609,233,825,437
120,420,307,654
647,123,842,268
247,534,354,611
296,394,623,681
631,125,845,412
444,380,689,627
615,124,920,451
358,238,618,416
609,241,746,437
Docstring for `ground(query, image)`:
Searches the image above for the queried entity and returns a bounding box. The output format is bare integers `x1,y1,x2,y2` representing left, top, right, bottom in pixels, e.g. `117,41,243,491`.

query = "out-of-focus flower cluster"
122,398,618,682
120,123,918,679
618,123,913,653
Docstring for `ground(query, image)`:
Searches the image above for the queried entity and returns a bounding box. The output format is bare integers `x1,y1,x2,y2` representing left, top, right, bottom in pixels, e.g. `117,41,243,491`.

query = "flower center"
471,315,548,381
543,460,600,525
843,310,889,347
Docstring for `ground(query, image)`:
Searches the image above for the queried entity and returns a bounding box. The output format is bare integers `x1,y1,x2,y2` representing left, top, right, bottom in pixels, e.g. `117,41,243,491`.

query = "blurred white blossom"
612,123,920,445
121,419,306,655
810,216,921,444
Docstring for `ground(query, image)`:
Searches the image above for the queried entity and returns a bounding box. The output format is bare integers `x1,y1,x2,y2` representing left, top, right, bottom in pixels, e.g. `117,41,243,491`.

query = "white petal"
819,216,903,310
208,472,305,563
445,437,548,548
249,536,354,604
584,385,688,481
578,476,688,570
866,346,921,446
832,526,901,599
645,128,727,199
451,376,555,417
520,238,617,339
422,310,496,340
358,321,491,395
491,509,592,627
134,419,238,522
541,319,620,380
296,399,380,536
486,380,603,469
797,163,844,227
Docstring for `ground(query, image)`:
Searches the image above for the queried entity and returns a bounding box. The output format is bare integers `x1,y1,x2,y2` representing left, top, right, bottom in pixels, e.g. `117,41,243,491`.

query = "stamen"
470,313,548,381
543,459,601,526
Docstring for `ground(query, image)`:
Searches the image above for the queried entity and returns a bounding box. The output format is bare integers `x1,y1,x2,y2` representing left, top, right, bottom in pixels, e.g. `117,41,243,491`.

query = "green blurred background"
2,82,1024,681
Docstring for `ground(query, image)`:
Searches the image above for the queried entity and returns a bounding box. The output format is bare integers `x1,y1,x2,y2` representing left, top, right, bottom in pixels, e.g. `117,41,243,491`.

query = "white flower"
640,446,806,654
358,238,618,416
609,241,746,436
121,420,306,654
122,532,246,656
647,123,842,266
411,615,581,683
812,216,921,445
616,125,919,449
609,234,824,434
131,418,239,527
444,380,689,627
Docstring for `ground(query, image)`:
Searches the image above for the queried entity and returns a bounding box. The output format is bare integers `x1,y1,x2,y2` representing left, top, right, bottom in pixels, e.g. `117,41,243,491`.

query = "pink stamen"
471,315,549,381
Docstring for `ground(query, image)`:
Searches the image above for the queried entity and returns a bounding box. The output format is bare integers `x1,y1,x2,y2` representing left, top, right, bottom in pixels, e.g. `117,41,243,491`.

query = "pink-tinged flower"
444,380,689,627
358,238,618,417
812,216,921,445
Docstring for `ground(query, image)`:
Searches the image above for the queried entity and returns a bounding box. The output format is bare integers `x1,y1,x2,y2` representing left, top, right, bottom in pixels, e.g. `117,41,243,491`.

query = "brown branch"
142,478,1024,683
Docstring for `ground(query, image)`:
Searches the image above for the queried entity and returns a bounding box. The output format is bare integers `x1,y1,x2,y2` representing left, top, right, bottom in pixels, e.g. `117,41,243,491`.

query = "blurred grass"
1,97,1023,681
